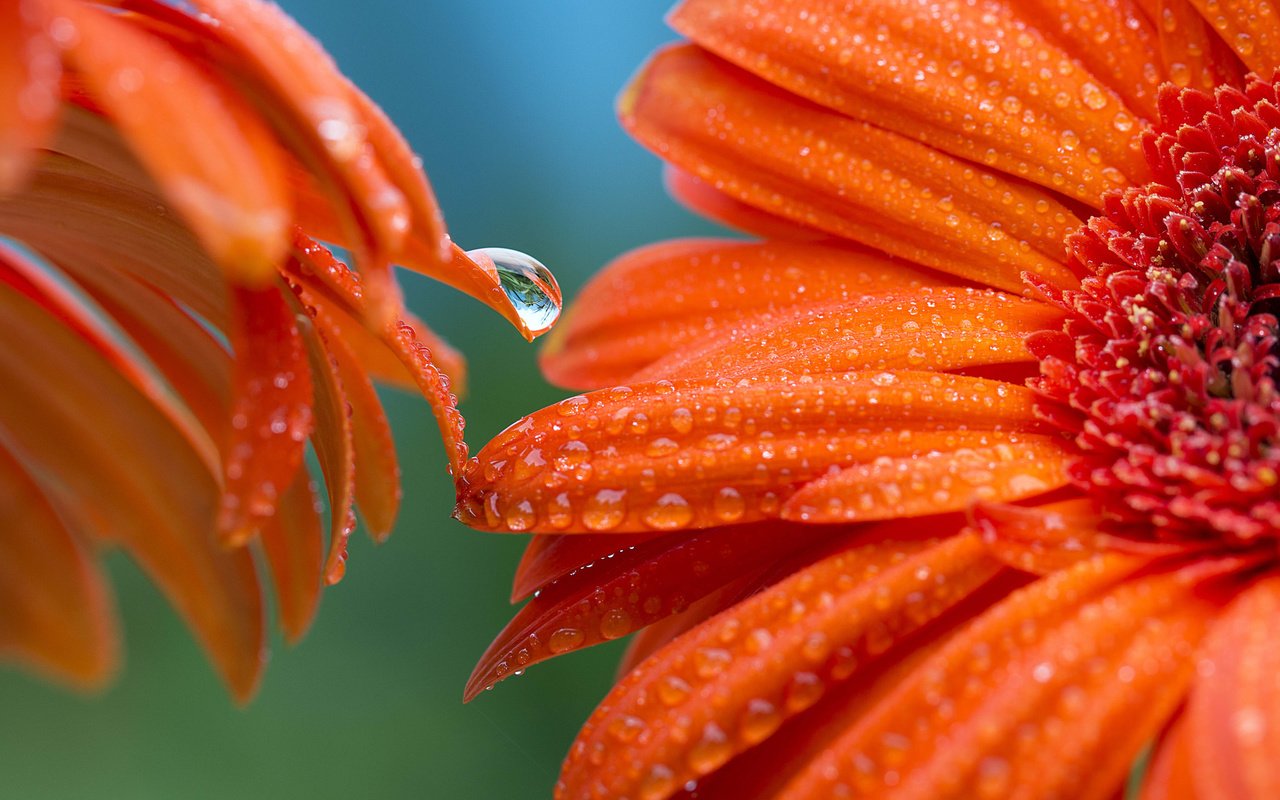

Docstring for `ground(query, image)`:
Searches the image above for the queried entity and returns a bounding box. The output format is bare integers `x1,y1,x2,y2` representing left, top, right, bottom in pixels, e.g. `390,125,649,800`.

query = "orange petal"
556,533,1003,799
672,0,1156,197
512,532,665,602
259,472,324,644
663,167,826,241
540,238,943,390
457,372,1044,534
0,0,60,191
1149,0,1247,90
0,443,116,688
0,276,264,701
1183,0,1280,74
219,284,314,546
632,287,1064,383
466,521,833,701
777,555,1221,800
971,497,1209,574
1142,713,1202,800
615,577,759,679
1186,575,1280,800
620,45,1083,293
312,301,402,541
50,0,289,284
781,435,1072,523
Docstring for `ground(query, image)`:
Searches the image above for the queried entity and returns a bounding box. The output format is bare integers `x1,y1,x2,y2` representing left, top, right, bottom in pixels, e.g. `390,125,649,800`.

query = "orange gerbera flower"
457,0,1280,797
0,0,559,701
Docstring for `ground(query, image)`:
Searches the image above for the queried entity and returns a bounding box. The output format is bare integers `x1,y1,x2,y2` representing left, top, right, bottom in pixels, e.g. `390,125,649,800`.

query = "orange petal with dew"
313,304,402,541
776,555,1224,800
0,0,60,191
0,444,116,688
457,372,1044,534
1150,0,1247,90
512,532,665,602
663,168,825,241
259,472,324,643
1186,575,1280,800
971,497,1207,574
541,238,942,390
50,0,289,285
620,45,1083,293
1142,713,1202,800
288,282,356,586
616,577,759,679
0,278,264,701
557,533,1003,800
467,521,833,701
1183,0,1280,74
219,284,314,546
633,288,1064,383
782,435,1072,523
286,234,468,473
672,0,1156,198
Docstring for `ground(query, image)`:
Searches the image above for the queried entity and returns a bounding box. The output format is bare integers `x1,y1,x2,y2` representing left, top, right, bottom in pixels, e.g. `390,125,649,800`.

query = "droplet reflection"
467,247,562,338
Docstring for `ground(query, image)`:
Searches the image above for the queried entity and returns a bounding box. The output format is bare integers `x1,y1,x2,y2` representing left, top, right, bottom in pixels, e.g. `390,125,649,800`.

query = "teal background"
0,2,724,797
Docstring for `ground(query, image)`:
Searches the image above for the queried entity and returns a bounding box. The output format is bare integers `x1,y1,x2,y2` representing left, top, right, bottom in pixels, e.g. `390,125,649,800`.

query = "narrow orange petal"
50,0,289,284
0,0,60,191
1148,0,1247,90
313,302,402,541
219,284,314,546
1187,575,1280,800
663,168,826,241
457,372,1044,534
511,532,665,602
259,472,324,644
0,279,265,701
1184,0,1280,73
777,556,1220,800
0,444,117,688
540,238,943,390
620,45,1083,293
615,577,758,679
633,288,1064,383
466,522,833,701
671,0,1155,199
556,534,1003,800
1142,714,1202,800
782,435,1072,523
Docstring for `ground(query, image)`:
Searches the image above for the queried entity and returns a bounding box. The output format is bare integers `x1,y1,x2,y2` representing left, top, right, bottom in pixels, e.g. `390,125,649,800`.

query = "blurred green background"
0,2,726,797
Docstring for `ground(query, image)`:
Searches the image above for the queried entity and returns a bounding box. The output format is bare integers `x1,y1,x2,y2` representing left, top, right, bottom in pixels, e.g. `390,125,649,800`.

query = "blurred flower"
0,0,559,701
457,0,1280,796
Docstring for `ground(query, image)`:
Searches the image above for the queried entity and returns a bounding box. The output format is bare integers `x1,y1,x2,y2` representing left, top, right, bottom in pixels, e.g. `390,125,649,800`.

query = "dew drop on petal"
548,627,585,654
467,247,563,337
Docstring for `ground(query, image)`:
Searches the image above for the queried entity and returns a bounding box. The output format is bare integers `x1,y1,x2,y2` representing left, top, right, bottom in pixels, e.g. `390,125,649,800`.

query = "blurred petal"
0,442,116,688
51,0,290,284
0,0,60,191
458,373,1044,534
260,472,324,644
620,45,1083,293
1142,713,1201,800
540,238,943,390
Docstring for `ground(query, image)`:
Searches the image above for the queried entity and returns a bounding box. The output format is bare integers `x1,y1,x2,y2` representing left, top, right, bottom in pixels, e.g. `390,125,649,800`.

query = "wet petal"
557,534,1003,800
1184,0,1280,73
0,0,60,191
1153,0,1247,90
466,522,833,700
0,443,116,688
50,0,290,284
672,0,1156,199
219,285,314,546
458,372,1045,534
1186,575,1280,800
777,556,1221,800
259,472,324,644
540,238,942,390
620,45,1083,293
512,532,665,602
1141,713,1202,800
781,435,1072,523
663,167,826,241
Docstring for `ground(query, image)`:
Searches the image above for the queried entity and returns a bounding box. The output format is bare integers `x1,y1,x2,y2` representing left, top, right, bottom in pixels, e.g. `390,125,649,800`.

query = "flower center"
1030,78,1280,544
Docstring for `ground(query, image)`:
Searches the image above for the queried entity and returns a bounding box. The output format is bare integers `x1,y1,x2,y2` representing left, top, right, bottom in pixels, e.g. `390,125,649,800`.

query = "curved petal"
1186,575,1280,800
620,45,1083,293
1141,713,1202,800
556,533,1004,800
457,372,1045,534
511,532,666,602
259,472,324,644
776,556,1222,800
663,168,826,241
1183,0,1280,73
671,0,1155,199
540,238,945,390
0,0,60,191
0,442,116,688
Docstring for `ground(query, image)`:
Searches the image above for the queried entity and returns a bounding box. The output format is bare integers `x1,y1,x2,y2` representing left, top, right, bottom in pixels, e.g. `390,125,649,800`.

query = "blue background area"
0,2,727,797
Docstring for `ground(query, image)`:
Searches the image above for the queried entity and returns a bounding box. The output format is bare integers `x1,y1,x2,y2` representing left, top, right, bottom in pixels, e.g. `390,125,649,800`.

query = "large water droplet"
467,247,562,337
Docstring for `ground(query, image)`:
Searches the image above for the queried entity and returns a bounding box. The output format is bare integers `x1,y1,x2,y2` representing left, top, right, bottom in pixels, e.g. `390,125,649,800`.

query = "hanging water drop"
467,247,563,338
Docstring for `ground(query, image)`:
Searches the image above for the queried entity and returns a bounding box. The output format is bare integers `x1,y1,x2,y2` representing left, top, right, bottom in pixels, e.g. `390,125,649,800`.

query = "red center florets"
1030,78,1280,544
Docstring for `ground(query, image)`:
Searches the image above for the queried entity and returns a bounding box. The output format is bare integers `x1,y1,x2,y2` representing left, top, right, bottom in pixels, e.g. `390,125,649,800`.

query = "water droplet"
600,608,632,639
687,723,732,775
583,489,627,531
657,675,692,706
607,714,645,743
739,698,782,745
713,487,745,522
548,627,585,654
467,247,563,337
694,647,733,679
642,493,694,530
785,671,824,712
639,765,676,800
